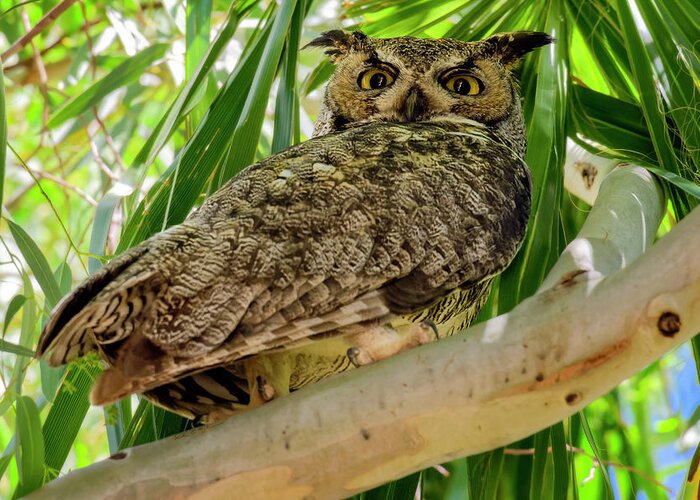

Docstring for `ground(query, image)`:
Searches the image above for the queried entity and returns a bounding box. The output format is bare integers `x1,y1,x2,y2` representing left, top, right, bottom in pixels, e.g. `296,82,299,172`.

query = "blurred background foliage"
0,0,698,498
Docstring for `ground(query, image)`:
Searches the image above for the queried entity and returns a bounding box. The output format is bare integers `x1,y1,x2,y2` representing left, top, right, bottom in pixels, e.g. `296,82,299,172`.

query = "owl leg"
243,353,293,408
345,320,439,367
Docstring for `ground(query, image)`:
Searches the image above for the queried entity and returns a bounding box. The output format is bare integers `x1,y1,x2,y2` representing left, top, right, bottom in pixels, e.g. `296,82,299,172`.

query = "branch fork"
29,166,700,500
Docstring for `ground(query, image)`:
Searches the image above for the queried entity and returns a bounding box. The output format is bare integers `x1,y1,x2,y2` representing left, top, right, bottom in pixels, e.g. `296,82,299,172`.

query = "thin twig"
1,0,79,63
504,446,673,494
81,117,120,183
24,166,98,206
8,143,89,274
21,10,65,172
78,0,127,174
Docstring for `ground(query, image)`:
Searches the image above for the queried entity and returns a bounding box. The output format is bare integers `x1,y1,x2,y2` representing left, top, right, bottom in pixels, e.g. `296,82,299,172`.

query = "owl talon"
347,347,362,367
256,375,276,402
422,319,440,340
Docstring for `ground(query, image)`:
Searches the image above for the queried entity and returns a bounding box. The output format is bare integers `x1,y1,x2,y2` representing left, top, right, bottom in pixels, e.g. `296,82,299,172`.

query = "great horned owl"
37,30,552,421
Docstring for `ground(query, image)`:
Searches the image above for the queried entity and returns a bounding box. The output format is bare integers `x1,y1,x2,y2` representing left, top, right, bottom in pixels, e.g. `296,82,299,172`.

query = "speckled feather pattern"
37,30,552,420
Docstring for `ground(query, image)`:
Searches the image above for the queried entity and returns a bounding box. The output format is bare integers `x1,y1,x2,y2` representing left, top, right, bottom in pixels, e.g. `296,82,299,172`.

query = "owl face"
309,31,553,148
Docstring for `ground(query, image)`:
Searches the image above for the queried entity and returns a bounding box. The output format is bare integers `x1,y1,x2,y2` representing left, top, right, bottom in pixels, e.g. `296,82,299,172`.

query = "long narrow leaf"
131,0,257,170
9,274,36,399
14,396,44,498
47,43,170,128
615,0,694,217
499,1,569,310
3,294,26,334
0,58,6,209
634,0,699,172
185,0,213,130
0,339,34,357
7,221,62,309
272,0,305,153
580,411,614,498
216,0,299,186
550,422,570,499
483,447,506,499
42,360,102,481
529,428,550,499
117,18,276,251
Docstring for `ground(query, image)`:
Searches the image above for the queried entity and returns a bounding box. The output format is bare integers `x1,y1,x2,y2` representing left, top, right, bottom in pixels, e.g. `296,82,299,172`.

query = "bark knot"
565,392,581,405
657,311,681,337
556,269,587,288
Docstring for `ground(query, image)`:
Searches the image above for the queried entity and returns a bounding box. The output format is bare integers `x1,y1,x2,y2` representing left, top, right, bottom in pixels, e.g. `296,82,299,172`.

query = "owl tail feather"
88,289,395,406
36,245,153,367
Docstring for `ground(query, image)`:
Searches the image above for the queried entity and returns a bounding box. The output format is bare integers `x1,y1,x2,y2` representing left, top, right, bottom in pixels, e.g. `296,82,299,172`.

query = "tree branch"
29,166,700,500
1,0,79,63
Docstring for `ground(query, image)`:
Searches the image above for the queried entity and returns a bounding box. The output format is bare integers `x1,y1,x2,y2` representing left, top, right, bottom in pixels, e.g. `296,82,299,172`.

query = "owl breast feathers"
37,30,552,421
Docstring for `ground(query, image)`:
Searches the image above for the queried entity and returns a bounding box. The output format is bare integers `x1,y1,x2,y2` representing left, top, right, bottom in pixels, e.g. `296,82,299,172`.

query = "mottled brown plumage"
37,30,552,421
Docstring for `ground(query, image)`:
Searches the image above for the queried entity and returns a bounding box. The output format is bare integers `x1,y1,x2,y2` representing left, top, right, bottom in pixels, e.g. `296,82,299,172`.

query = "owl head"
308,30,553,155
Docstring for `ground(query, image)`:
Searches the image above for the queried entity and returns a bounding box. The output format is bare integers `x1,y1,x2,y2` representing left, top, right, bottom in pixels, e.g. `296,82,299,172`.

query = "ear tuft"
486,31,554,67
304,30,367,62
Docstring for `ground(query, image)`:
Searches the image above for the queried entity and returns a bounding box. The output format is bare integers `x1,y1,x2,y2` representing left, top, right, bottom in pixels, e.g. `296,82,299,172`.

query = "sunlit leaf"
272,0,306,153
47,43,170,128
14,396,44,498
0,58,6,209
216,0,299,186
3,294,26,334
0,339,34,357
185,0,213,129
615,0,695,217
580,411,614,498
7,221,62,309
678,442,700,500
42,360,101,481
358,471,420,499
117,19,275,251
551,422,570,499
530,428,550,499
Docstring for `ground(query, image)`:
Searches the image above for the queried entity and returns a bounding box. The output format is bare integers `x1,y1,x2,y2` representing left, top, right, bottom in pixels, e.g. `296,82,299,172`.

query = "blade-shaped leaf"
47,43,169,128
117,17,276,251
104,399,131,455
7,220,62,310
53,262,72,295
3,294,26,334
185,0,213,130
14,396,45,498
271,0,306,153
634,0,700,172
678,441,700,500
580,411,614,497
0,339,34,357
359,471,421,499
42,359,102,480
615,0,694,217
529,427,550,500
550,422,570,499
499,1,569,311
0,58,6,209
216,0,299,186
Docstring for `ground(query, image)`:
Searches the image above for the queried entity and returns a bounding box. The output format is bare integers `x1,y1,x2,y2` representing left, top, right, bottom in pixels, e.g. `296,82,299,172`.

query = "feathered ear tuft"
304,30,367,62
485,31,554,68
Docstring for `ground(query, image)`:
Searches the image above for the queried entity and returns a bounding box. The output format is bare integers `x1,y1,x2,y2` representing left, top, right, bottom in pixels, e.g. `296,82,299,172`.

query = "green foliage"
0,0,697,497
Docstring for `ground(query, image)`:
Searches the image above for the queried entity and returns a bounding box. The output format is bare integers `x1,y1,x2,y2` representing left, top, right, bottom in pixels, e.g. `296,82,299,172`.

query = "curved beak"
402,87,427,122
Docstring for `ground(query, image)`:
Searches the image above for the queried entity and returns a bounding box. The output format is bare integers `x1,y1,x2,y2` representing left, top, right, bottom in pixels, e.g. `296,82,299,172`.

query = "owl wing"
37,121,530,404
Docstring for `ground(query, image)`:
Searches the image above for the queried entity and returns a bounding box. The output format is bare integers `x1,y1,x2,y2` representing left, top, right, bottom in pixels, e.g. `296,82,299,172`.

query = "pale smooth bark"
29,166,700,500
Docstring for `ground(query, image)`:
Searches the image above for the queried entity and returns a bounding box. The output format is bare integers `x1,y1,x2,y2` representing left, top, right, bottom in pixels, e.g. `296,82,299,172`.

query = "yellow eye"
358,69,395,90
443,75,483,95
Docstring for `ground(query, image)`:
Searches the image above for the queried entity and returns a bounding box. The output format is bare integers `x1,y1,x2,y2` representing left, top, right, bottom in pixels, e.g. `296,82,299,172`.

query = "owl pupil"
454,78,468,94
370,73,386,88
